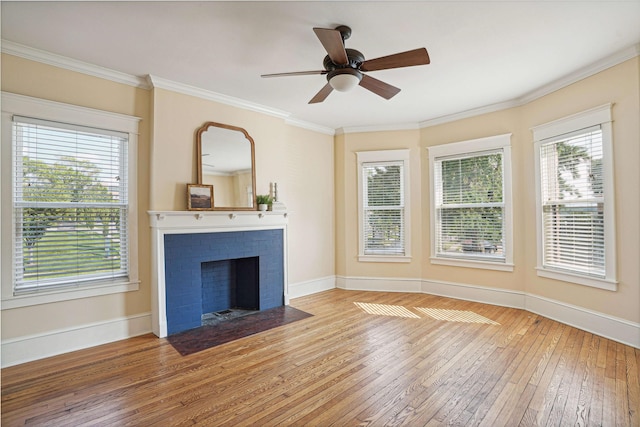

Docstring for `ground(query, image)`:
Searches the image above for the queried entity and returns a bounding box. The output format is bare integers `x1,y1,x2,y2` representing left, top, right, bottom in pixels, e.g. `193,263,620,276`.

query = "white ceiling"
2,1,639,132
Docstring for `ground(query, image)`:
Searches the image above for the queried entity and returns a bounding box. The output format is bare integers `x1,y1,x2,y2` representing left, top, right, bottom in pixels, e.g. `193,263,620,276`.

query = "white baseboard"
525,294,640,349
336,275,640,349
289,276,336,299
1,312,151,368
421,279,526,309
336,275,422,293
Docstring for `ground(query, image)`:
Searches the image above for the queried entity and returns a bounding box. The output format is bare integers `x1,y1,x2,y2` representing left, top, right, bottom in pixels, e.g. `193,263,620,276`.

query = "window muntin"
357,149,411,262
12,117,130,293
532,104,616,290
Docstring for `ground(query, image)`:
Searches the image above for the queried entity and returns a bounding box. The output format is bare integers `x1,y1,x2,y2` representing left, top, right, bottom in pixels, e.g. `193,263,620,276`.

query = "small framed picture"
187,184,214,210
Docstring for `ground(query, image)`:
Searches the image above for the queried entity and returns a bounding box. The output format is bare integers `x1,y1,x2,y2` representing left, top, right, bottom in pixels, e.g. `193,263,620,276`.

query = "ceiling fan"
261,25,431,104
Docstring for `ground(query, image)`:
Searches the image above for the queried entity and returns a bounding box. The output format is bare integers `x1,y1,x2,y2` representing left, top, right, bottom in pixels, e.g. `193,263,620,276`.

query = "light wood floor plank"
626,345,640,426
2,289,638,426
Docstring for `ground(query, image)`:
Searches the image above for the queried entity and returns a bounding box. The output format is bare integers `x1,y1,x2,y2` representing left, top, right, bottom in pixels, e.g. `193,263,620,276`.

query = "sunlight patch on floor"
414,307,501,325
354,302,421,318
354,302,501,325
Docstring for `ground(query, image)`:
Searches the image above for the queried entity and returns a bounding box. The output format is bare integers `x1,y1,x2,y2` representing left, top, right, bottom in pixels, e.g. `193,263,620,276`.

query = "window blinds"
434,151,505,260
362,161,404,255
539,125,605,277
12,116,129,292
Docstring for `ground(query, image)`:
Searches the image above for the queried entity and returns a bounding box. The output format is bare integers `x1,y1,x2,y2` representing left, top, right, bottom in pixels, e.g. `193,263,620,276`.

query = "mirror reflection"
197,122,256,210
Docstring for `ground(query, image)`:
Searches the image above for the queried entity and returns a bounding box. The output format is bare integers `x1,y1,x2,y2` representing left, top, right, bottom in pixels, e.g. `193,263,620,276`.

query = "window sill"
430,256,514,272
1,279,140,310
536,267,617,291
359,255,412,263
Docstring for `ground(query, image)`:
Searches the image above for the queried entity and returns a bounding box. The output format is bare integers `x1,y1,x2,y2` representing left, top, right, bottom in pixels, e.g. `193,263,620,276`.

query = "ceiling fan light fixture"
328,69,362,92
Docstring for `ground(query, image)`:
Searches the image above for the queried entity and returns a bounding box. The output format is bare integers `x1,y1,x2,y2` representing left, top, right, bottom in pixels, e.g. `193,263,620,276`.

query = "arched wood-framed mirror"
196,122,257,210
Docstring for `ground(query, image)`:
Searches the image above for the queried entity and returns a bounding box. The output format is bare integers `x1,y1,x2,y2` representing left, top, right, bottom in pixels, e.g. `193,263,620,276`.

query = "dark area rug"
167,305,312,356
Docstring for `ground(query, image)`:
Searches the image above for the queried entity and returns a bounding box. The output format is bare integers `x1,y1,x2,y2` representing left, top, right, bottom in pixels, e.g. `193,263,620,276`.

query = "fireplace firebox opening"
200,256,259,326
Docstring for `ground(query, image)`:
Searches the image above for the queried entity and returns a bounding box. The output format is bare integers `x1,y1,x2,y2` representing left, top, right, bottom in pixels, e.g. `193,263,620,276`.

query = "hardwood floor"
2,289,639,426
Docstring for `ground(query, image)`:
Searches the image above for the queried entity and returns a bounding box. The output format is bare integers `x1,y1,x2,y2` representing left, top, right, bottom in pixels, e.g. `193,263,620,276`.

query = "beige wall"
148,88,335,285
335,58,639,324
335,129,423,279
283,125,335,283
421,108,526,291
520,58,640,322
334,133,348,275
1,54,152,339
150,88,289,209
1,55,335,344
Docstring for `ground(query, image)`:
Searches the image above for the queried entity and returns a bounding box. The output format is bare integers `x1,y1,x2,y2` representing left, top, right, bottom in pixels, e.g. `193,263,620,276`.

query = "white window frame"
1,92,140,309
357,149,411,263
428,134,513,271
532,104,616,291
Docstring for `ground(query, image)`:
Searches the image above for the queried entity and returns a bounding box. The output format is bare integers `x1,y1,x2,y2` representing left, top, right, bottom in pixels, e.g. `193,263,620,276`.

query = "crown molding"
146,75,334,135
345,43,639,131
336,122,420,135
4,38,638,135
420,43,640,129
146,74,290,120
519,43,640,105
2,38,333,135
419,99,521,128
1,40,150,89
284,117,335,136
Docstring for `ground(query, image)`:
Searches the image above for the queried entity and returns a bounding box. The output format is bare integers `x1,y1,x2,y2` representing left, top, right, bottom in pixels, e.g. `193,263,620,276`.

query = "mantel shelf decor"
270,182,287,212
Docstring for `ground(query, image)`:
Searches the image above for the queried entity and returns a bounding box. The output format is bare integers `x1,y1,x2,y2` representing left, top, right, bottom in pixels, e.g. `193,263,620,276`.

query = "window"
1,93,139,308
428,134,513,271
533,104,616,290
357,149,411,262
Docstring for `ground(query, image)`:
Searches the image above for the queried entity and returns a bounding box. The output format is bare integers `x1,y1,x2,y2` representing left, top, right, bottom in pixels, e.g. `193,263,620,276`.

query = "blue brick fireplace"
163,229,284,335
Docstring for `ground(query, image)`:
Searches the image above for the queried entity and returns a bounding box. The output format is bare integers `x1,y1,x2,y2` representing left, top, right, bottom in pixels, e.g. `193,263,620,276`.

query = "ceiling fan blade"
309,83,333,104
261,70,327,78
359,74,401,100
360,48,430,72
313,27,349,65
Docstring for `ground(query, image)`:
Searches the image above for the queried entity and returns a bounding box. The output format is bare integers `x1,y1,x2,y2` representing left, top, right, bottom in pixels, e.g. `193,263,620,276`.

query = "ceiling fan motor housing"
324,46,365,90
322,48,365,71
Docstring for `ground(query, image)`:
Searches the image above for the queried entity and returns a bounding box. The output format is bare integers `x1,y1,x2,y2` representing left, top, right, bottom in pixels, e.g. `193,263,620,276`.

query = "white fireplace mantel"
148,210,289,337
